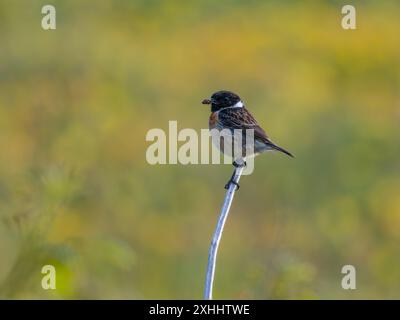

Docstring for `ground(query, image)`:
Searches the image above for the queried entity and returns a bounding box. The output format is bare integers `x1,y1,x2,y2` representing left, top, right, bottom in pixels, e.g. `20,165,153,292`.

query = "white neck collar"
215,101,244,113
227,101,244,109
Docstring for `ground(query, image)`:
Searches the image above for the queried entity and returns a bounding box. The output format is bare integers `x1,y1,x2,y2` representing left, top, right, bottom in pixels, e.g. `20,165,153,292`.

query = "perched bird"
202,90,293,188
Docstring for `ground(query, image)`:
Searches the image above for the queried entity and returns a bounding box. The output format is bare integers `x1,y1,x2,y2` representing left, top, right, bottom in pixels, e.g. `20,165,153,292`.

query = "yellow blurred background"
0,0,399,299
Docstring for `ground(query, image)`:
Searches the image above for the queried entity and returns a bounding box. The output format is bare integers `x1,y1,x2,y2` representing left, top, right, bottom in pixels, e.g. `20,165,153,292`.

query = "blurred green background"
0,0,399,299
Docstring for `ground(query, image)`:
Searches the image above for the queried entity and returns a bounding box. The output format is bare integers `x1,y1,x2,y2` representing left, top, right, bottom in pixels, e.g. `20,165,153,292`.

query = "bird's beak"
202,99,211,105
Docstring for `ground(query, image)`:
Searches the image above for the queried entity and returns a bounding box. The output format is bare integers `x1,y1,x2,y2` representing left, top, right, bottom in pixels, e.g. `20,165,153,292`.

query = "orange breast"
209,112,219,129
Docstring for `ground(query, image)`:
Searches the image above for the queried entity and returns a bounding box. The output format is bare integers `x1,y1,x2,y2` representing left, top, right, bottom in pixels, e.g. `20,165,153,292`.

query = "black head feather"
203,90,241,112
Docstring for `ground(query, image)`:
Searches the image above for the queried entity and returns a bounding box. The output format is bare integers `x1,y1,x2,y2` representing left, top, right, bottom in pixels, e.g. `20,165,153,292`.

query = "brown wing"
218,107,270,143
218,107,294,157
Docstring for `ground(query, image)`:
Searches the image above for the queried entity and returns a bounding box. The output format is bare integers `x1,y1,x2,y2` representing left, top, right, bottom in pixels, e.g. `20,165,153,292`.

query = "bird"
202,90,293,189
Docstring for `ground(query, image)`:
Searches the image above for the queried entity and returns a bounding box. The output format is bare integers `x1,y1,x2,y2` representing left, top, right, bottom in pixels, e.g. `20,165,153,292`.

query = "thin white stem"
204,165,245,300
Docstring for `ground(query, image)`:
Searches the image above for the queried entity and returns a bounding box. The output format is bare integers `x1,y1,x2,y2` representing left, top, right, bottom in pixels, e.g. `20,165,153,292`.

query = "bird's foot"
233,160,247,168
224,160,245,190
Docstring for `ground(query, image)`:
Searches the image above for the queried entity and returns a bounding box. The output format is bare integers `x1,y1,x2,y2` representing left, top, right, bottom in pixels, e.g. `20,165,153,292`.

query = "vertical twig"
204,165,245,300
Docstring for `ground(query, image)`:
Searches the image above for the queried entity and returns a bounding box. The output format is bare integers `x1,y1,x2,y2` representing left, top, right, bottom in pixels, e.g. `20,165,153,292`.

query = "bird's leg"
224,160,247,190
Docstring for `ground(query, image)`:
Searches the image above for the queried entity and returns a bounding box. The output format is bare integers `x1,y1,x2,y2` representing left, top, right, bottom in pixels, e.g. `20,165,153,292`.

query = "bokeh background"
0,0,399,299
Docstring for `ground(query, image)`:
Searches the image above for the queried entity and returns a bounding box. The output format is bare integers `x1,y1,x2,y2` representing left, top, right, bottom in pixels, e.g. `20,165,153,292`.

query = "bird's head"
202,90,242,112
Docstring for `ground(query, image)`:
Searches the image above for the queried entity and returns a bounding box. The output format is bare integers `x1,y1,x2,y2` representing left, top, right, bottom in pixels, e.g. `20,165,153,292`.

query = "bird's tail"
268,142,294,158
